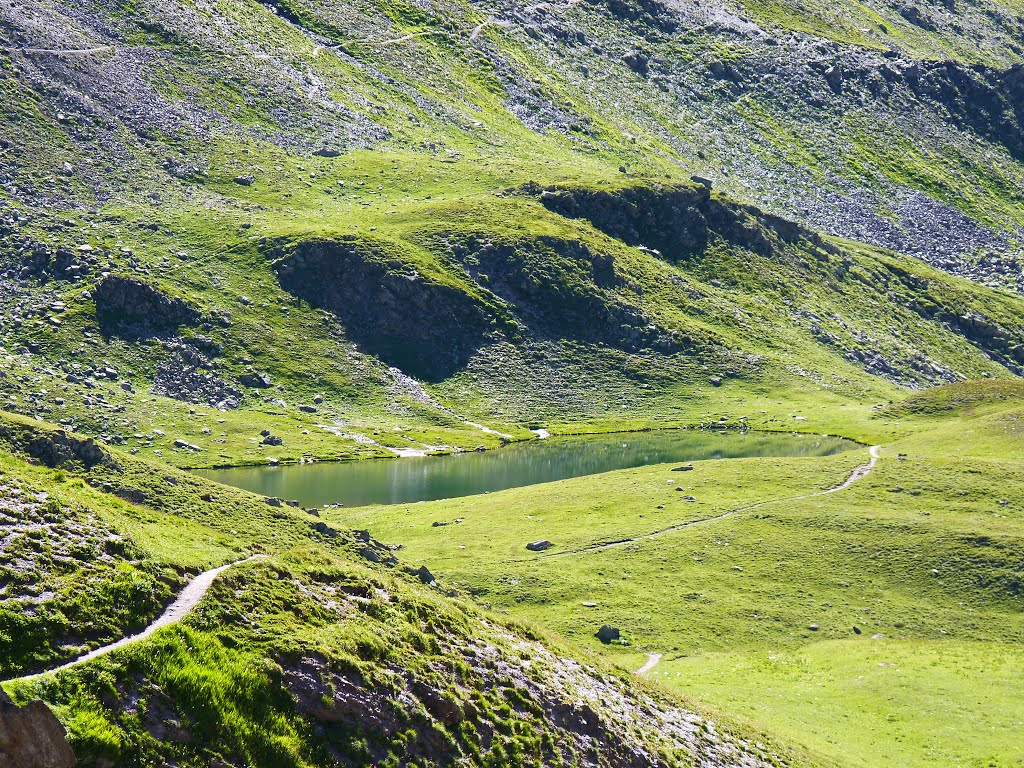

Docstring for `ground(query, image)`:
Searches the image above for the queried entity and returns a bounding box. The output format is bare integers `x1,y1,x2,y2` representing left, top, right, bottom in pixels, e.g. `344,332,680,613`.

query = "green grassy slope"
0,412,801,767
1,0,1024,468
343,382,1024,767
1,0,1023,764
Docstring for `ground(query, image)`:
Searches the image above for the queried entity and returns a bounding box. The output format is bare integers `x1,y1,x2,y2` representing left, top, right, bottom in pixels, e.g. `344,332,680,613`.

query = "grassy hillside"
344,382,1024,767
0,412,801,767
1,0,1023,764
1,0,1024,464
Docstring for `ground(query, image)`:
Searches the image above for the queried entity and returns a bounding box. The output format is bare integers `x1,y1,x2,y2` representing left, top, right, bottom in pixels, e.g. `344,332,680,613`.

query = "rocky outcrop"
270,238,491,381
0,689,77,768
94,276,199,336
153,340,241,409
0,420,111,470
538,184,826,263
445,234,685,353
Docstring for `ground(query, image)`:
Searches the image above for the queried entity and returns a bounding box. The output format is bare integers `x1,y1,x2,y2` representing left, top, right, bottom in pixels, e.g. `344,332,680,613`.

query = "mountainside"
2,0,1024,467
1,0,1023,766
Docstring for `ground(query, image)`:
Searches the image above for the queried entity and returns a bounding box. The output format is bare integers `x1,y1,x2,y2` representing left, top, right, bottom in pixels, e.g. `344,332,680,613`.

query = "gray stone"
595,625,620,644
0,692,77,768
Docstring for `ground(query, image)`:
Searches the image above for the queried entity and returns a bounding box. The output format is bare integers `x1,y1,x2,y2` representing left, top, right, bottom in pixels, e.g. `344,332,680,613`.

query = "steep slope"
3,0,1024,281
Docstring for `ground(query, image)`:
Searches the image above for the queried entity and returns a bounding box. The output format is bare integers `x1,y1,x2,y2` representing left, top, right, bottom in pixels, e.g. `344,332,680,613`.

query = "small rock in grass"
314,521,339,537
595,625,620,644
671,465,694,472
808,624,819,631
526,540,554,552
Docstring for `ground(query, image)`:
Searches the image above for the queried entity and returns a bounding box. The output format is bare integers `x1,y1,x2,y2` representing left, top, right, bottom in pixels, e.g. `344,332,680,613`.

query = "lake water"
196,430,857,508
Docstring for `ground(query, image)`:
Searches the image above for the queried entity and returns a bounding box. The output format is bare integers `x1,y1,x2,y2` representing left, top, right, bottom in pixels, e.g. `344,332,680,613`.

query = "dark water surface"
196,430,857,508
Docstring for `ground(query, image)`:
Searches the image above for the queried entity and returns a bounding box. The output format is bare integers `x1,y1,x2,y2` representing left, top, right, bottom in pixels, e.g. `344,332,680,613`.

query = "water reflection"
196,430,856,508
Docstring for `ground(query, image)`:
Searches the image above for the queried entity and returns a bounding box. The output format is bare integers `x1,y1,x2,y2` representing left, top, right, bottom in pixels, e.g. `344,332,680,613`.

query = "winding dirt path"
636,652,662,675
2,555,263,685
544,446,882,559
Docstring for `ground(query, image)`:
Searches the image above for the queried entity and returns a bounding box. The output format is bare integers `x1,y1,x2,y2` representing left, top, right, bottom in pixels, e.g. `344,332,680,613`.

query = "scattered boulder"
671,465,693,472
262,435,283,446
240,372,273,389
314,521,339,537
526,540,554,552
595,625,620,644
414,565,435,585
233,174,255,186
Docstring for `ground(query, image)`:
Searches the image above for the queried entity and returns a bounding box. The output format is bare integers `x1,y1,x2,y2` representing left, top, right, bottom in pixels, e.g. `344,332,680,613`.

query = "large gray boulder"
0,689,77,768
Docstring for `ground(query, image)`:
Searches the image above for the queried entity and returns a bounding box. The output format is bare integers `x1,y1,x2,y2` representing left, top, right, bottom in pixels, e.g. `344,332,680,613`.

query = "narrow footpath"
547,446,882,558
2,555,263,686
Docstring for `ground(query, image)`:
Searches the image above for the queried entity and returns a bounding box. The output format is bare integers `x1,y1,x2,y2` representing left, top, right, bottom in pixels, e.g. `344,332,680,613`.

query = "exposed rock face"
883,61,1024,164
271,238,491,381
27,432,106,469
93,276,199,336
0,690,77,768
539,184,819,262
0,421,110,469
444,234,685,353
